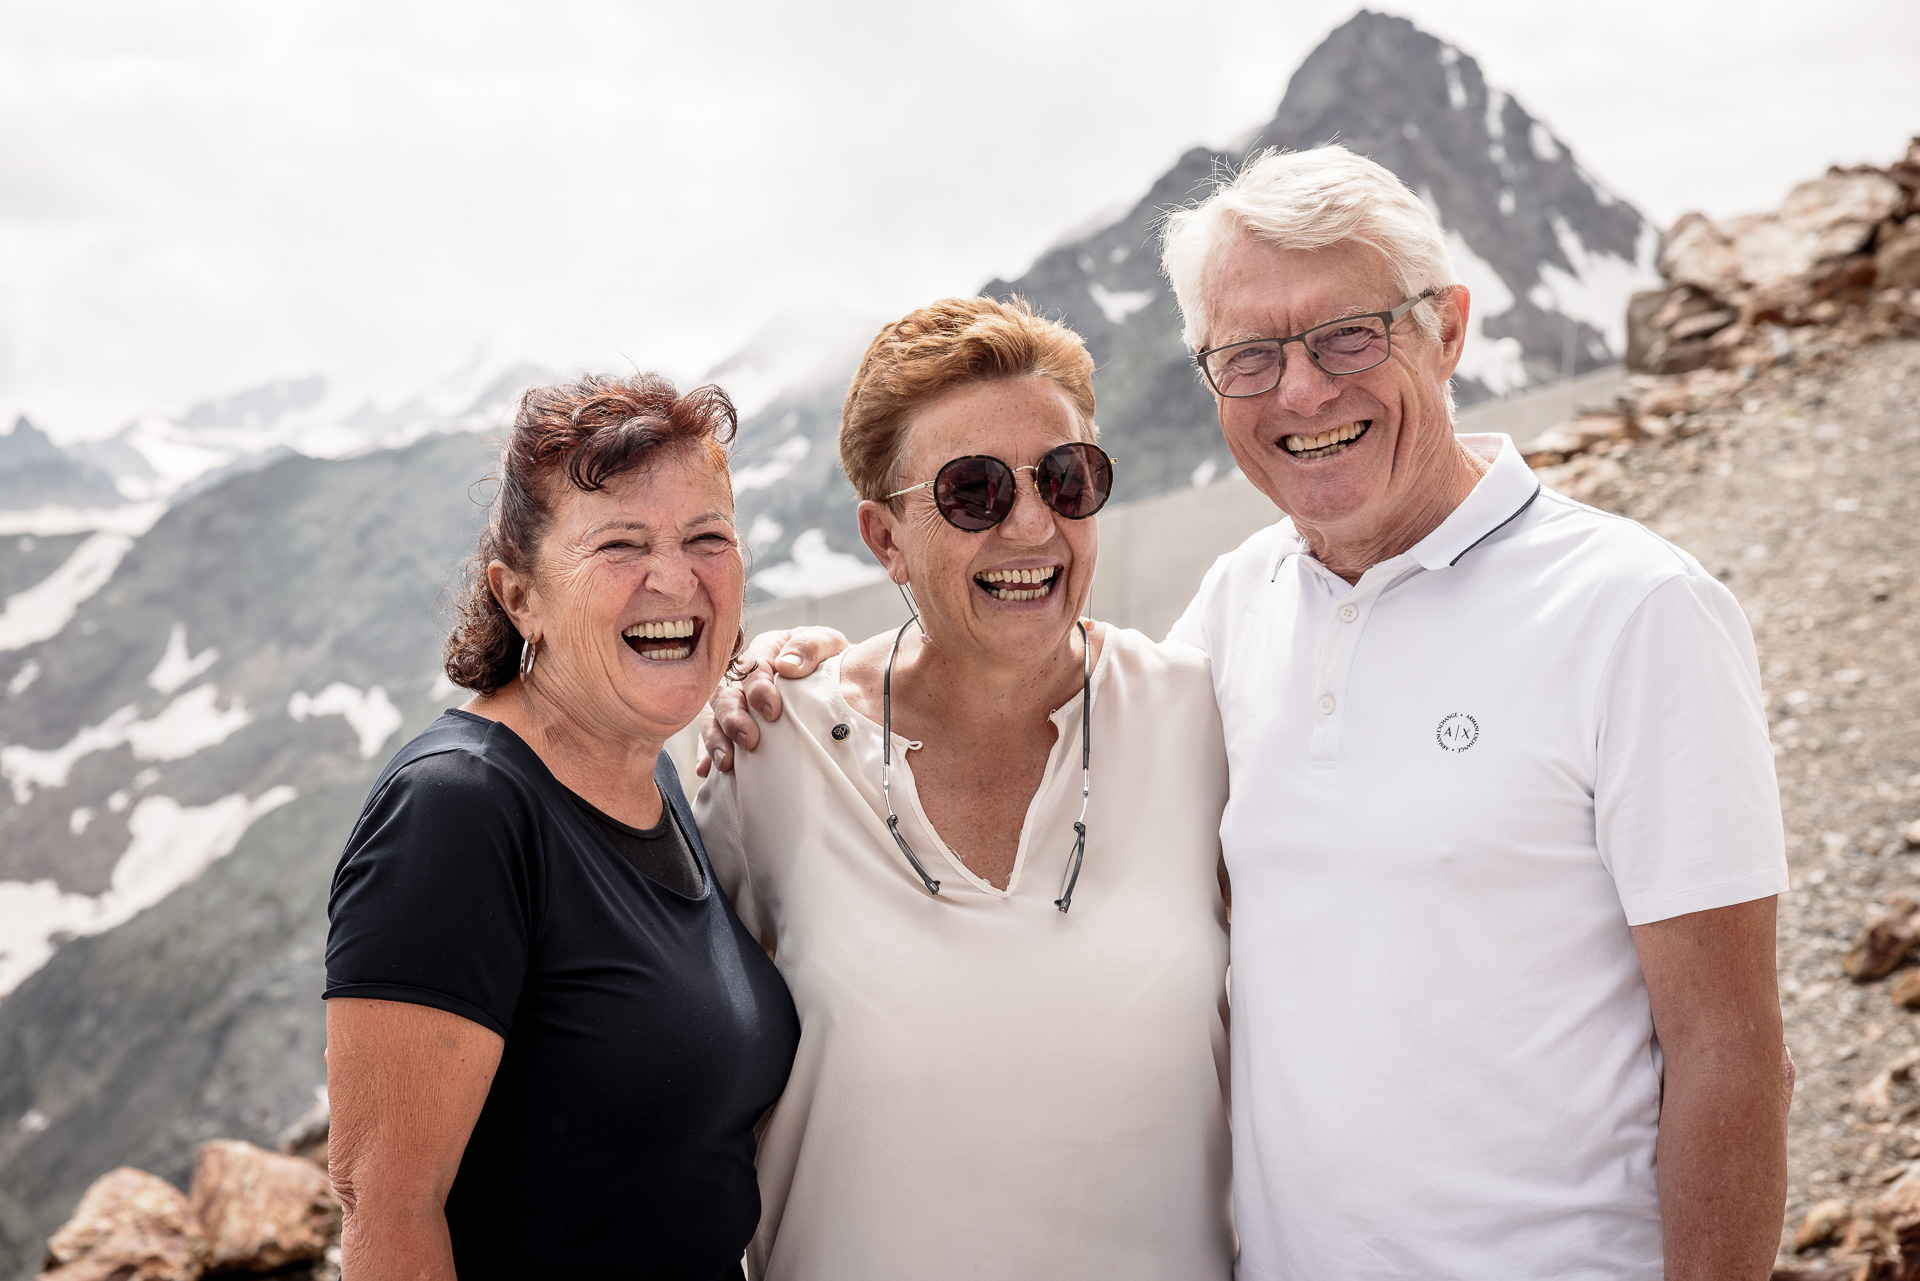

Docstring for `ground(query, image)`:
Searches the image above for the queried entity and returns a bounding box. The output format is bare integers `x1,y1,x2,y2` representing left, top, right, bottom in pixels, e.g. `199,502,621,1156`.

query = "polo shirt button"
1317,694,1336,715
1338,603,1359,622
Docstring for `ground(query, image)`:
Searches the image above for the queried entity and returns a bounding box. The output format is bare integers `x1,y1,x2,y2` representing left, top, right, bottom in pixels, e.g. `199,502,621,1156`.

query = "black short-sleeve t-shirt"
325,710,799,1280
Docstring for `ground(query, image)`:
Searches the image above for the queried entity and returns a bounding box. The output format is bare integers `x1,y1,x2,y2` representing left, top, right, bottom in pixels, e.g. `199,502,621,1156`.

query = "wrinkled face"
1204,236,1467,535
861,375,1099,666
514,446,743,743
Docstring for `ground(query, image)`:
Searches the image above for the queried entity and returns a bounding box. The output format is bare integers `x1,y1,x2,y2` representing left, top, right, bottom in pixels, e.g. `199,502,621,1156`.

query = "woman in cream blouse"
695,296,1230,1280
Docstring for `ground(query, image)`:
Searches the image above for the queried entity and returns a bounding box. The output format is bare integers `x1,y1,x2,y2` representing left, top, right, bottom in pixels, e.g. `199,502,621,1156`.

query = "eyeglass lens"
930,442,1112,531
1205,314,1392,397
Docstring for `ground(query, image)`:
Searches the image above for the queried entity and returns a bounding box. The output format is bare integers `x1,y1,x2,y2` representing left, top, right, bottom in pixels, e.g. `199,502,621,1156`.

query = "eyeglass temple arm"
884,614,941,895
1055,619,1093,913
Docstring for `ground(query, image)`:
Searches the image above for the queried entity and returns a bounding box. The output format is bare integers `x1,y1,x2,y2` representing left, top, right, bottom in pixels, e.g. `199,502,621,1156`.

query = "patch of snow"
0,786,296,997
0,501,165,538
1527,215,1662,357
1485,89,1507,139
1530,121,1561,163
1191,459,1218,488
1445,231,1530,396
746,514,784,549
0,533,134,651
733,436,812,492
430,670,459,700
1108,245,1128,265
69,807,92,835
288,684,403,759
1439,44,1467,110
1499,189,1516,217
1,684,254,803
1577,164,1618,208
752,529,887,600
18,1107,48,1134
1088,283,1156,325
7,661,38,697
147,623,219,695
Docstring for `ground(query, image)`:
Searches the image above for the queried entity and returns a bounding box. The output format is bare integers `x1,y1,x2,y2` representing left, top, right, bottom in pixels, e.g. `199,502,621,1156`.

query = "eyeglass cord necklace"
881,599,1092,912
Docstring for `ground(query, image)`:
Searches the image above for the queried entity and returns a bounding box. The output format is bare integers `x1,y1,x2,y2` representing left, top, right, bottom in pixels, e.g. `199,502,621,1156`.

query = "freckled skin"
844,375,1105,889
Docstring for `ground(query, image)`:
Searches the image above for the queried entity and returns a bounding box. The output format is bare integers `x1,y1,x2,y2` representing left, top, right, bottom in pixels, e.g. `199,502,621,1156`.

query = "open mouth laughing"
974,566,1060,603
1282,420,1371,460
622,617,704,662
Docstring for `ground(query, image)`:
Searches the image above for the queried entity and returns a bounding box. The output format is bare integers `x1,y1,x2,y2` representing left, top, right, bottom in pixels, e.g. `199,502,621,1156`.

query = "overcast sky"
4,0,1916,441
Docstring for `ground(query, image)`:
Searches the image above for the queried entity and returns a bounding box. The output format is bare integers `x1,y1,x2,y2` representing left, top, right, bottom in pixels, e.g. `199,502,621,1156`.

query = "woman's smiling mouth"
974,566,1061,603
622,617,703,661
1282,420,1371,460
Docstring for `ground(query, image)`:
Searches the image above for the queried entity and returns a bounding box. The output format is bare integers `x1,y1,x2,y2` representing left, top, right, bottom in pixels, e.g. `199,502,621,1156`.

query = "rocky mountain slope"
0,433,496,1275
725,8,1657,594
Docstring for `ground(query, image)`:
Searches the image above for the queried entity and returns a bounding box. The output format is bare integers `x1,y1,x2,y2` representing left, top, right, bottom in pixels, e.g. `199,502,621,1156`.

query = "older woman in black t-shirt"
324,374,798,1281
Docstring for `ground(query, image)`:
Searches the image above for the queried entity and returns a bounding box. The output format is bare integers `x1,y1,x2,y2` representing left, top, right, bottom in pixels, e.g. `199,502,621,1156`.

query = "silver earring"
897,583,929,643
519,636,538,678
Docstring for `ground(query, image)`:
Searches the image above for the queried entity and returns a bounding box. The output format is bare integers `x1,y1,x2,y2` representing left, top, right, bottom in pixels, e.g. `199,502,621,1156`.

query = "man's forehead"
1206,237,1396,338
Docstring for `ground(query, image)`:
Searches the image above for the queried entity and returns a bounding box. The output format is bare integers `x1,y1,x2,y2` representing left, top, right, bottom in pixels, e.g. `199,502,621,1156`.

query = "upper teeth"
623,619,696,639
1285,422,1366,453
979,568,1056,584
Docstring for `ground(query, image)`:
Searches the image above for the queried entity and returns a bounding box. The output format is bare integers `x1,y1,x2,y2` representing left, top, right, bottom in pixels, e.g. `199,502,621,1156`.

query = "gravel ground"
1559,335,1920,1264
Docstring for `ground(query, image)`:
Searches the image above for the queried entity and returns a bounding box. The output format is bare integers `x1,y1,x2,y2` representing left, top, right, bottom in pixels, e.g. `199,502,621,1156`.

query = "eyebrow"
583,510,733,539
1218,304,1379,346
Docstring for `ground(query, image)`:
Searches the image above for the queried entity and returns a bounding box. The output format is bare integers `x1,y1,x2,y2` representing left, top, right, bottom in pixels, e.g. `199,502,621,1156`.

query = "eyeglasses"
886,441,1115,532
882,613,1092,912
1194,288,1439,398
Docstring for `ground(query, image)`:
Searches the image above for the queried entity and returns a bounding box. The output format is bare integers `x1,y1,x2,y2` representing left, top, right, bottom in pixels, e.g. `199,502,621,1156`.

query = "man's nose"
1269,343,1344,417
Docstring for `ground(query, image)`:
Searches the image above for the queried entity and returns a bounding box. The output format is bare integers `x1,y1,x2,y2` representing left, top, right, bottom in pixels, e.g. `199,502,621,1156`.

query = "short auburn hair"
444,372,737,695
839,296,1097,503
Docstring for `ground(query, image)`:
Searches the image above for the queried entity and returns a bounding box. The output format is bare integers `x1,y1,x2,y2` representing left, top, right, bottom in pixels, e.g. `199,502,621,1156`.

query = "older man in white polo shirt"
703,145,1792,1280
1156,145,1789,1280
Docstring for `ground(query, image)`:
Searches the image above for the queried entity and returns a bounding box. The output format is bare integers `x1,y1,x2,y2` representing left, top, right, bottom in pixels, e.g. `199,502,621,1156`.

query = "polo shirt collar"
1406,434,1541,571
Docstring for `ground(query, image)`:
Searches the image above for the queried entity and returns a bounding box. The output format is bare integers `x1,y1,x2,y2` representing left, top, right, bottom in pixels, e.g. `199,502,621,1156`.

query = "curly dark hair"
444,372,739,695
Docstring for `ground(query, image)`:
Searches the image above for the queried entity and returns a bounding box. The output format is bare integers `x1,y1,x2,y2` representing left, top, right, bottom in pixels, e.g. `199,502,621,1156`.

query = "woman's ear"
487,560,538,636
856,500,911,586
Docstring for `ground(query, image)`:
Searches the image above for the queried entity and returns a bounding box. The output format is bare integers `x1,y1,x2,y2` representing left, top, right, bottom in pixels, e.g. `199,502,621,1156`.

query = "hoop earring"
519,636,539,679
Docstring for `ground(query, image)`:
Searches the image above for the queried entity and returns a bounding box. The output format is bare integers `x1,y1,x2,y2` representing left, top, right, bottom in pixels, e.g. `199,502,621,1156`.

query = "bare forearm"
339,1190,457,1281
1656,1045,1789,1281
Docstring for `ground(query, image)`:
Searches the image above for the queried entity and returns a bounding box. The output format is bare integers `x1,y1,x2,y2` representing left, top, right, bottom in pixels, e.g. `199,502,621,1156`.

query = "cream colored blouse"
694,625,1232,1281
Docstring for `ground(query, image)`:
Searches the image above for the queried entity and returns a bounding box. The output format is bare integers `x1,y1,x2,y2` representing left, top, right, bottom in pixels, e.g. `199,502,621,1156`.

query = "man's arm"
1632,896,1791,1281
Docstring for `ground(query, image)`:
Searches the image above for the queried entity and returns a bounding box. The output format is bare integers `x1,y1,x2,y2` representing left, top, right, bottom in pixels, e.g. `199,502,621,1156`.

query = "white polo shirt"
1168,433,1787,1281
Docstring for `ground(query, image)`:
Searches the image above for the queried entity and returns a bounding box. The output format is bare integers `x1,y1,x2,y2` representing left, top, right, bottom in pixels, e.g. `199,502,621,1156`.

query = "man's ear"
487,560,538,635
1432,285,1471,380
856,500,911,586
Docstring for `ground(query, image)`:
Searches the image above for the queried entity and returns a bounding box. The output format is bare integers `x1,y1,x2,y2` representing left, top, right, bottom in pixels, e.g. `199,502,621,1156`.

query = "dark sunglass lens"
933,456,1016,531
1036,443,1113,519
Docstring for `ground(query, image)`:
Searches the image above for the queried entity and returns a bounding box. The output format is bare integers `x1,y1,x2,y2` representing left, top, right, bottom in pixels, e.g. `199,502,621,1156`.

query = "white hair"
1160,144,1458,352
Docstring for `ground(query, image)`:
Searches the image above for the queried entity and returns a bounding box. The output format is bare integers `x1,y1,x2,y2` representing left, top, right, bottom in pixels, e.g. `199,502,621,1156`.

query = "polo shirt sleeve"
324,749,538,1037
1594,570,1788,926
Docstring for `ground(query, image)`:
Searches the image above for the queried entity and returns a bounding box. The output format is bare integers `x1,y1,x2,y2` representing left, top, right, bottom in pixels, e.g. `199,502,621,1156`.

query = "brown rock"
1635,382,1693,418
1624,289,1669,373
1797,1198,1857,1251
1878,220,1920,290
189,1139,340,1273
1892,971,1920,1011
276,1098,330,1169
1662,213,1744,299
1843,913,1920,981
1769,1264,1872,1281
39,1167,208,1281
1669,307,1741,342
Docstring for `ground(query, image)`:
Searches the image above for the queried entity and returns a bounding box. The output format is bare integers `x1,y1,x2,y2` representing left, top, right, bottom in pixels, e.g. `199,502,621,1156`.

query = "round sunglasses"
885,441,1116,532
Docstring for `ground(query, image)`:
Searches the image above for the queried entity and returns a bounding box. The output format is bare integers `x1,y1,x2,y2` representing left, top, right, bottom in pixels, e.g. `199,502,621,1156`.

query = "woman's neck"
466,679,666,827
875,618,1098,739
